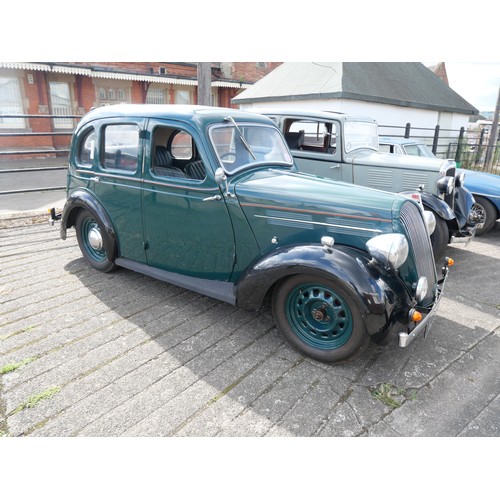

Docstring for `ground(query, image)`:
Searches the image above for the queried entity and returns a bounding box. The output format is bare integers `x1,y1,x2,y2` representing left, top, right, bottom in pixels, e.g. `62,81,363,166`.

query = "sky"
432,62,500,112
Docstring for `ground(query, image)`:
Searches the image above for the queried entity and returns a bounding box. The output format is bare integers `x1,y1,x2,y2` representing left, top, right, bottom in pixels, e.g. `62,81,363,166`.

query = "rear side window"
102,124,140,171
76,129,96,167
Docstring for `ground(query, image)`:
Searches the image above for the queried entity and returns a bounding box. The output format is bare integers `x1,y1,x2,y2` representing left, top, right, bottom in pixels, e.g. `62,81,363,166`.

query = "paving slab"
1,219,499,438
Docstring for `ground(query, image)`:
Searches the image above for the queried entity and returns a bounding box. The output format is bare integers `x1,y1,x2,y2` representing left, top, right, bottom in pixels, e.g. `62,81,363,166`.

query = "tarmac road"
0,214,499,438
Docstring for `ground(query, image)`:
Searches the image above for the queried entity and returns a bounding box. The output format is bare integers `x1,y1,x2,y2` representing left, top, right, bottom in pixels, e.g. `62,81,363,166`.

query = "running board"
115,258,236,305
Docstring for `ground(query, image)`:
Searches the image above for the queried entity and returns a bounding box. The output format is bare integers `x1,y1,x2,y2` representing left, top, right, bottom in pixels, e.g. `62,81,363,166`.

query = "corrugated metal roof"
232,62,478,115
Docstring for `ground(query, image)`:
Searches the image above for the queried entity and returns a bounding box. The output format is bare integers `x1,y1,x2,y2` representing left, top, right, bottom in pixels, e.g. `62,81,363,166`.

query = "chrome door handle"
89,176,100,182
203,195,222,202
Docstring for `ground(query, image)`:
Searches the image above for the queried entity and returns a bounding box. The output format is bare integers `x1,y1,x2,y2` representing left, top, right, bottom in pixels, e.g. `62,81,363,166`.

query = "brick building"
0,62,281,158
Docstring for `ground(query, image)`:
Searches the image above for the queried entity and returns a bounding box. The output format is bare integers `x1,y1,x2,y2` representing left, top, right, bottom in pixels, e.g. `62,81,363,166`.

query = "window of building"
175,89,191,104
146,87,166,104
49,81,73,129
96,84,130,106
102,124,139,172
0,77,25,128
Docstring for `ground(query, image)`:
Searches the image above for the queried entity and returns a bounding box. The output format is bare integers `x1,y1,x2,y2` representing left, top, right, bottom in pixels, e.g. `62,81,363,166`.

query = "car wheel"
272,274,369,363
471,196,497,236
430,213,448,261
75,209,116,272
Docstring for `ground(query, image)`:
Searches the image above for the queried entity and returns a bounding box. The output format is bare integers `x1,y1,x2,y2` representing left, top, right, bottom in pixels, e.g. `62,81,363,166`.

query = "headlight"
437,176,454,194
455,171,465,188
366,233,409,270
423,210,436,235
415,277,428,302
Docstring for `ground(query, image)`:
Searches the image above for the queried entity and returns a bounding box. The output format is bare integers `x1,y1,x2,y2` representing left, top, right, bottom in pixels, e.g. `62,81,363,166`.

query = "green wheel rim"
81,217,107,262
285,282,353,350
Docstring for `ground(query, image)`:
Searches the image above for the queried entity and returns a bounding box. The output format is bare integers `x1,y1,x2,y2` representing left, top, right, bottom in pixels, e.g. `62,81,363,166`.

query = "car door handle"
330,165,340,169
203,195,222,202
89,176,100,182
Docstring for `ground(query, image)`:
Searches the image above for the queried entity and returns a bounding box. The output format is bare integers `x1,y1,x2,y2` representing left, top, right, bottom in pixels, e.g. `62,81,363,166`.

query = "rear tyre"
430,213,449,261
75,209,116,272
272,274,369,363
472,196,497,236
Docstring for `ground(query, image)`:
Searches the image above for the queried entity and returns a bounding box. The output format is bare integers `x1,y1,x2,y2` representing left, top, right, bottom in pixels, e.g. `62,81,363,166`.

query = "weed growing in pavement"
13,386,61,414
0,357,37,375
370,383,417,409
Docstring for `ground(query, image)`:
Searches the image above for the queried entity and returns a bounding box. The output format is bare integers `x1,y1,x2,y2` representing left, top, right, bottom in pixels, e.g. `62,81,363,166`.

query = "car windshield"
343,121,378,153
403,143,436,158
210,123,293,174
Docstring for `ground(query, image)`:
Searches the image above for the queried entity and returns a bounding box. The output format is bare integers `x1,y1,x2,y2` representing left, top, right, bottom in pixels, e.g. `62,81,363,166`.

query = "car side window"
102,124,140,172
76,128,96,167
285,119,337,154
151,126,206,181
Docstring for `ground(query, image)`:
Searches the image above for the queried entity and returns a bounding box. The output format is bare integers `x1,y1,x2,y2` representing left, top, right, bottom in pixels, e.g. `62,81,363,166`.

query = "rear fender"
60,189,118,260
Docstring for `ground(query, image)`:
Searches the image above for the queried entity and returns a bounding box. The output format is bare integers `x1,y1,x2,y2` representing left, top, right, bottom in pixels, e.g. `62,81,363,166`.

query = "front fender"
412,191,455,222
60,189,118,260
235,244,412,338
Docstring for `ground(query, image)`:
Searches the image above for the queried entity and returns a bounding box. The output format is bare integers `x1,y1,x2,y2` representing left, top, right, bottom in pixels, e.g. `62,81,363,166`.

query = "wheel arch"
235,243,410,338
61,189,118,261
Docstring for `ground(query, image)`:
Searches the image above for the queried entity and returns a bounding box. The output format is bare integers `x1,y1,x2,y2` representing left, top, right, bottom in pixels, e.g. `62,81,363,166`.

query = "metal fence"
378,122,500,174
0,113,80,196
1,114,499,199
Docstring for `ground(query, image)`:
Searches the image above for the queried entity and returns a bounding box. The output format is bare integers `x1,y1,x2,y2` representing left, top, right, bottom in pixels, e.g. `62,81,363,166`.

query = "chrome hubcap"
88,226,103,251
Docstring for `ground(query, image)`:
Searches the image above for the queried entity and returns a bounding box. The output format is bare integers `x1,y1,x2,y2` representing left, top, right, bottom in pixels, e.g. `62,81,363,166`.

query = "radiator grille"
399,201,437,303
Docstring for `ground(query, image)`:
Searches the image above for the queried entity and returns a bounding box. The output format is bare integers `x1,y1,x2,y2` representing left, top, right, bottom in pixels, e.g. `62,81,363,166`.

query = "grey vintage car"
251,108,477,259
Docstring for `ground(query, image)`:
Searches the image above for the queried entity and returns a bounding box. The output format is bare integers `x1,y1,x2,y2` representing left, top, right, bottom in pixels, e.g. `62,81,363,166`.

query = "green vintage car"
59,104,450,363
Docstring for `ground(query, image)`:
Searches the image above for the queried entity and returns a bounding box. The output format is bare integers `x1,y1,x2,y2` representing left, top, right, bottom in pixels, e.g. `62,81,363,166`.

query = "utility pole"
197,62,212,106
485,84,500,170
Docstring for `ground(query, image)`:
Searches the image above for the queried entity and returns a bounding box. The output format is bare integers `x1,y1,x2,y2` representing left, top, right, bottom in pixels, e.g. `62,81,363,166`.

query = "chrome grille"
399,201,437,302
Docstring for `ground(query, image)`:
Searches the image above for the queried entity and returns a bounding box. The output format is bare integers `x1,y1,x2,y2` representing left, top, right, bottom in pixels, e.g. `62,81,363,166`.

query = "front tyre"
75,209,116,272
472,196,497,236
272,274,369,363
430,212,449,261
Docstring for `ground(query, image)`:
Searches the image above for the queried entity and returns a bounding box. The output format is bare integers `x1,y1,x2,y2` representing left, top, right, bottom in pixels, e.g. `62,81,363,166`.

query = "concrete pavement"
0,215,499,437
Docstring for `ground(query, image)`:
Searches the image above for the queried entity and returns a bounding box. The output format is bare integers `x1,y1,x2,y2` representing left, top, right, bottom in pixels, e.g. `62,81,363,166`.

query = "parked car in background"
56,104,449,363
251,108,478,260
380,137,500,235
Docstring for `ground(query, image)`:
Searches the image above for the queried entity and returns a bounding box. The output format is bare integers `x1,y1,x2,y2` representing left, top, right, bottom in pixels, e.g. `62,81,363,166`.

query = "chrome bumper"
398,263,450,348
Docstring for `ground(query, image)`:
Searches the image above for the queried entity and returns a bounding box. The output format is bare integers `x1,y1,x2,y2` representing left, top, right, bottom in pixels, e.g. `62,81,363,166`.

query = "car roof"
76,104,276,130
247,107,376,124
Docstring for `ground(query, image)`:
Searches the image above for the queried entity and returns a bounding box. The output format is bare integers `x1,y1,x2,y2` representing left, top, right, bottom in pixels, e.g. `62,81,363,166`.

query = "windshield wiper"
225,116,256,160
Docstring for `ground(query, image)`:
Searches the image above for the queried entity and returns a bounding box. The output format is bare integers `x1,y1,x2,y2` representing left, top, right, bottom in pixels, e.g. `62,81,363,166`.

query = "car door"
142,119,236,280
91,118,147,263
281,117,345,182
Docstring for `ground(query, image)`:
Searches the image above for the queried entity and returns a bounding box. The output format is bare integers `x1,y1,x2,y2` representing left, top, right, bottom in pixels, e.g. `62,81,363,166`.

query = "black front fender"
235,244,412,338
60,189,118,260
406,191,455,222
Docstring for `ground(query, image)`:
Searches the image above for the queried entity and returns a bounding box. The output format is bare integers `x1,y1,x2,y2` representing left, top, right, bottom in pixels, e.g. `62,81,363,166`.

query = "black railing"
378,122,500,174
0,113,80,195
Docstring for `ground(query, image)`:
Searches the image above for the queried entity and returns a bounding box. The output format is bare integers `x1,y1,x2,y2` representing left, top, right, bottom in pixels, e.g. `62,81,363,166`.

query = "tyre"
75,209,116,272
430,213,449,261
471,196,497,236
272,274,369,363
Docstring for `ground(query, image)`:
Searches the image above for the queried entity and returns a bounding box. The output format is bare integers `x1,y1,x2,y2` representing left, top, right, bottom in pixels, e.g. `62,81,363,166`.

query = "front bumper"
398,260,451,347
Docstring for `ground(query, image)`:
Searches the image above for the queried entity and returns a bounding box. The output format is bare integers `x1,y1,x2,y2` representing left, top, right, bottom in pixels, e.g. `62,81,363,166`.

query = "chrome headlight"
366,233,409,270
423,210,436,235
455,171,465,188
437,176,454,194
415,277,429,303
